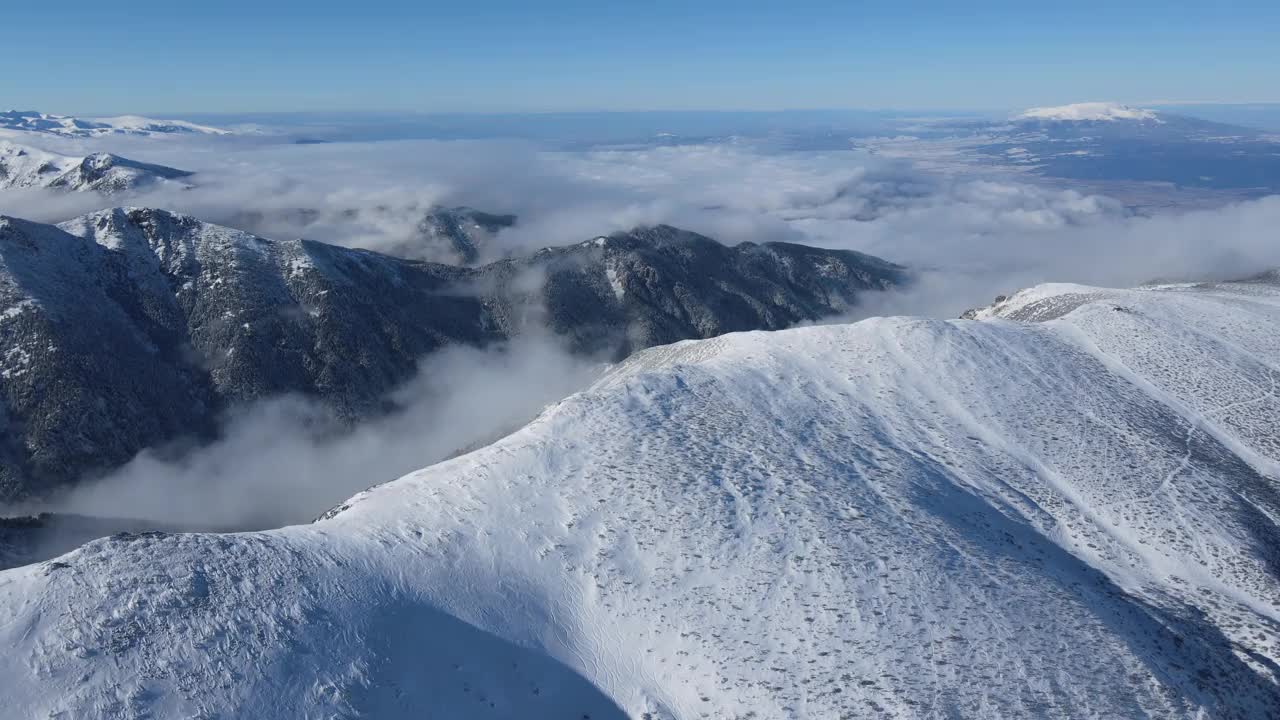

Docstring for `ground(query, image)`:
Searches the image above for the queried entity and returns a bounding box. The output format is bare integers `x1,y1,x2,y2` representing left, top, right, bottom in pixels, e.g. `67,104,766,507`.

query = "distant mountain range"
1015,102,1164,123
1001,102,1267,143
0,149,557,267
0,141,193,194
0,141,524,263
0,110,229,138
861,102,1280,194
0,208,904,499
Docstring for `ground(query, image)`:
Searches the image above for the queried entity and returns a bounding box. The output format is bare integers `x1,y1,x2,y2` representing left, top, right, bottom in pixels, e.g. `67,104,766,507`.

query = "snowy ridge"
0,141,193,193
1016,102,1163,123
87,115,230,136
1,279,1278,718
0,110,229,138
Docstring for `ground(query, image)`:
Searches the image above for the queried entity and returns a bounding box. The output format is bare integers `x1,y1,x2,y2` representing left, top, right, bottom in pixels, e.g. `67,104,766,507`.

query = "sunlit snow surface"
0,141,193,193
2,279,1279,718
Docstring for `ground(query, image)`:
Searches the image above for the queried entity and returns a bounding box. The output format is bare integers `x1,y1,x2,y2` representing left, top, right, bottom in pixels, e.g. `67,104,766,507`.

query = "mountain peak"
1016,102,1162,123
0,142,193,194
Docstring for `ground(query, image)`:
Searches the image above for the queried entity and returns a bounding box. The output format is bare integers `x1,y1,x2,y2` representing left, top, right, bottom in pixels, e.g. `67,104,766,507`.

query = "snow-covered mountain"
860,101,1280,195
0,276,1276,718
0,141,193,194
0,110,229,138
1006,101,1261,141
969,102,1280,191
1016,101,1163,123
0,209,902,499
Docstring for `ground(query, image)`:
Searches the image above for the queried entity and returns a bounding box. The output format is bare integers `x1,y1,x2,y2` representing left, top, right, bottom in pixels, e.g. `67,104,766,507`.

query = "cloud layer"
36,334,602,530
3,130,1279,531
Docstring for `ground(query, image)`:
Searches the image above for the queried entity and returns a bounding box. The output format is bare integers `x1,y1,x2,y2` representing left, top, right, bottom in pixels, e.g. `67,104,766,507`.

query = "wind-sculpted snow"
1,279,1278,718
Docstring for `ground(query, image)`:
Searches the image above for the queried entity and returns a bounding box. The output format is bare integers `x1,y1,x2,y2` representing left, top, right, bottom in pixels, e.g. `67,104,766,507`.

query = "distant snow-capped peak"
0,110,230,137
1016,102,1162,123
0,140,193,193
90,114,231,136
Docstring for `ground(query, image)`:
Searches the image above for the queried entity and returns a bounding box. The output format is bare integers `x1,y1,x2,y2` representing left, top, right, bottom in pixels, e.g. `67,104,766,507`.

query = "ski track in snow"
1,280,1279,718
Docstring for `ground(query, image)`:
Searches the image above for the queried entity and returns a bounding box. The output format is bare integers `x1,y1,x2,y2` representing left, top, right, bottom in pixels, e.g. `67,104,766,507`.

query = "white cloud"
4,133,1280,532
4,133,1277,314
42,333,603,530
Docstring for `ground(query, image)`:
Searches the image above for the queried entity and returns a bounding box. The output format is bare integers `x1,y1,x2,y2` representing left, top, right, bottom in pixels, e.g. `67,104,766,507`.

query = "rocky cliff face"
490,224,904,356
0,208,903,498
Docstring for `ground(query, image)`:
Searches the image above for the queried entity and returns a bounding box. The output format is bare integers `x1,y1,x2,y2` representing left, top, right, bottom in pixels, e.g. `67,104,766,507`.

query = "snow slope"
0,278,1278,718
0,141,193,193
0,110,229,138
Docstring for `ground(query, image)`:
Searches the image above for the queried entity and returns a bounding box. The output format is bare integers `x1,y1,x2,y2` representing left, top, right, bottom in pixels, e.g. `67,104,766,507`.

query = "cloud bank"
3,130,1279,533
39,334,602,530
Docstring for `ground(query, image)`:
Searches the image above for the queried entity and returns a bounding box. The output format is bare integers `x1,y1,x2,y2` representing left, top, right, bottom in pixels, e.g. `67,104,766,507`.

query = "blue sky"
3,0,1278,114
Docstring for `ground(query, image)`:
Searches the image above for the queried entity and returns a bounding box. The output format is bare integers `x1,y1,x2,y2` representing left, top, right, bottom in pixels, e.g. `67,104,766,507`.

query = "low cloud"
8,134,1276,308
39,333,602,530
3,131,1279,535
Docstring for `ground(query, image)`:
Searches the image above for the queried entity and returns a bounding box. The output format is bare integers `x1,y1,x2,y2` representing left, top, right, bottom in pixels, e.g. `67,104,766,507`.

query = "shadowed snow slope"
1,278,1279,718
